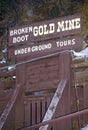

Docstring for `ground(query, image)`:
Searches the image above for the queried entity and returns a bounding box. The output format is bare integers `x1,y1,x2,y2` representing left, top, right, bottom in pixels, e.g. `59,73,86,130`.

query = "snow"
8,65,16,71
81,125,88,130
2,48,7,53
71,47,88,59
0,58,7,64
12,76,16,79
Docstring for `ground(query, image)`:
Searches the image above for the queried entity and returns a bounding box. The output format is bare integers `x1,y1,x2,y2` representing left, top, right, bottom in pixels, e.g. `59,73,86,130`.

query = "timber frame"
0,51,88,130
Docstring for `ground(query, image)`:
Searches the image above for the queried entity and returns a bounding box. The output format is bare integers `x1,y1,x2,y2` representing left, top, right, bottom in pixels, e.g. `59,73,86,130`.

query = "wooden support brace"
0,84,21,130
39,79,68,130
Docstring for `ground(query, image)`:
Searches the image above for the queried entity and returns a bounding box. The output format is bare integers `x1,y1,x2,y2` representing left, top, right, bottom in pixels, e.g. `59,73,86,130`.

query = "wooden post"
15,63,26,130
39,52,72,130
0,64,26,130
84,83,88,125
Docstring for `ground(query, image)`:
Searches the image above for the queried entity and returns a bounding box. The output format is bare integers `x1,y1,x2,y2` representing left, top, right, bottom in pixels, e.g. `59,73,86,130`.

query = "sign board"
9,14,81,47
9,35,83,58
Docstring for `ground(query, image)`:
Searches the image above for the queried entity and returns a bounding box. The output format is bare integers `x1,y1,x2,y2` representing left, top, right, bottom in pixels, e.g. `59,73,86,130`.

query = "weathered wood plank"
39,79,68,130
0,83,21,129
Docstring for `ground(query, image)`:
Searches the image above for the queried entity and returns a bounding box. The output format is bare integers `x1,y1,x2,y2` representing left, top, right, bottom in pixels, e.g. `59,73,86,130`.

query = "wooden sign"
9,14,81,47
9,35,83,58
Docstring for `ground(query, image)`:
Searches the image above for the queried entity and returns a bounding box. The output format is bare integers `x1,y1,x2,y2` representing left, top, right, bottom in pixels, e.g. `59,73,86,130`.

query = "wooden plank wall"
25,55,60,92
23,52,72,130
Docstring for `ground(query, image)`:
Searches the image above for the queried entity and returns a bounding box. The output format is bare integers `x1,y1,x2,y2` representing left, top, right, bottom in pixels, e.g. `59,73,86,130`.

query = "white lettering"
14,30,17,35
65,20,68,31
56,39,76,47
33,24,55,37
14,43,52,56
72,39,76,45
44,25,49,35
14,50,17,55
57,21,65,32
33,26,38,36
31,43,52,52
57,18,80,32
18,29,22,35
49,23,55,34
10,31,14,36
68,19,75,30
75,18,80,29
14,47,31,55
39,26,43,36
68,40,72,45
13,35,29,43
10,27,32,36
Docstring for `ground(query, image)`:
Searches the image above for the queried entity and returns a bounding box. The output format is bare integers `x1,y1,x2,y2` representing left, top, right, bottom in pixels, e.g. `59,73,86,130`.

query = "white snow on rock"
2,48,7,53
0,58,7,64
71,47,88,59
8,65,16,71
81,125,88,130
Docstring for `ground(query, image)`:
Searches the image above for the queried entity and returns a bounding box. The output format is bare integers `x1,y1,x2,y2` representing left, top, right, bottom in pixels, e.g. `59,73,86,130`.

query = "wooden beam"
0,84,21,129
39,79,68,130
